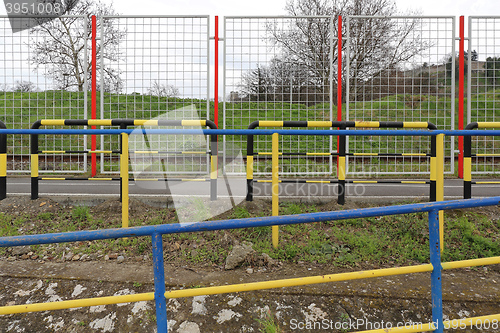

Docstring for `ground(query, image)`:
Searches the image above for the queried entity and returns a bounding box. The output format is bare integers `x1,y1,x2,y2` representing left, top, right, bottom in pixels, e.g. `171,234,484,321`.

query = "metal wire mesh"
346,16,455,176
99,16,210,175
468,17,500,175
0,15,88,173
223,16,335,176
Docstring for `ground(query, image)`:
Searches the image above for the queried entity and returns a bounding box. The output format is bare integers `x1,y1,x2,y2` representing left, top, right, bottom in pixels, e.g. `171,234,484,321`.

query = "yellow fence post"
272,133,279,248
436,133,445,251
121,133,129,228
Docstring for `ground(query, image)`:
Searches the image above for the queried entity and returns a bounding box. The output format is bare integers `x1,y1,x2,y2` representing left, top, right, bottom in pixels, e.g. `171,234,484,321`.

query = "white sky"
109,0,499,19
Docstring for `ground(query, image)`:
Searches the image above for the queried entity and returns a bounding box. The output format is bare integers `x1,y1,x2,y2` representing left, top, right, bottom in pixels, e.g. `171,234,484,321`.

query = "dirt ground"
0,196,499,332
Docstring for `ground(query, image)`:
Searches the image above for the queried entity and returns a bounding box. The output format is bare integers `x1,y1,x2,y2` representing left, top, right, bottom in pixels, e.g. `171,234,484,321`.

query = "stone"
224,241,254,270
117,256,125,264
261,253,277,267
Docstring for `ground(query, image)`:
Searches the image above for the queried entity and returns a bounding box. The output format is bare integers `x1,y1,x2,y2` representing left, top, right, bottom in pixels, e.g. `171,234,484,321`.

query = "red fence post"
458,16,465,178
91,15,97,177
337,15,342,176
214,16,219,129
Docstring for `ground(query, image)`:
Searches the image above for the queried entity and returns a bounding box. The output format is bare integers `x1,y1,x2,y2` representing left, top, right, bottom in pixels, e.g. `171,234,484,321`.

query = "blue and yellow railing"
0,128,499,333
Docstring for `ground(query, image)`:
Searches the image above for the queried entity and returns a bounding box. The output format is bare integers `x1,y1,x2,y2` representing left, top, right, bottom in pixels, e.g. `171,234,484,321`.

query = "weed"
256,309,281,333
72,206,91,222
233,206,252,219
133,282,142,288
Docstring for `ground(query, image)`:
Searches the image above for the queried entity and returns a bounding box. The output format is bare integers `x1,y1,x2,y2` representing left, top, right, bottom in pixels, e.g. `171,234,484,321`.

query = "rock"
261,253,277,267
11,246,31,256
72,255,80,261
117,256,125,264
104,255,110,261
246,268,254,274
225,241,254,270
20,254,29,260
108,254,118,260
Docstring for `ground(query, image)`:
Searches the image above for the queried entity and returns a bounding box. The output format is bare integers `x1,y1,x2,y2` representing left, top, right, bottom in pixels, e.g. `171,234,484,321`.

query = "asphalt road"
5,177,500,201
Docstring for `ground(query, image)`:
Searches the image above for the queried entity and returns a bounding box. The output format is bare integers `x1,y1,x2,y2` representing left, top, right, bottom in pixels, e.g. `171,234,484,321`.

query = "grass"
3,198,498,270
256,309,281,333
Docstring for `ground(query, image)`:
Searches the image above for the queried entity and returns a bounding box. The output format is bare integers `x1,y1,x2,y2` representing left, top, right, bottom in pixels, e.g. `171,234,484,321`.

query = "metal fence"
99,15,211,174
468,16,500,175
0,15,88,173
346,16,456,175
222,16,336,176
1,14,499,178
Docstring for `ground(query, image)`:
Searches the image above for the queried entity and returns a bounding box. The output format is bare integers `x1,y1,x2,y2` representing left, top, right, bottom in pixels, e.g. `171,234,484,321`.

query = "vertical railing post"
337,15,342,174
214,16,219,130
209,122,218,201
337,125,346,205
430,135,437,202
429,208,443,333
151,233,168,333
121,132,129,228
0,121,6,200
464,133,472,199
246,128,255,201
436,134,445,251
91,15,97,177
30,131,39,200
272,132,279,248
458,16,465,179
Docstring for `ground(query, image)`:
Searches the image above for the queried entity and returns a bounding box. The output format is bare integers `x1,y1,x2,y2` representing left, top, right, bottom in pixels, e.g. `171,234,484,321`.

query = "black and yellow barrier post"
430,133,445,251
272,133,279,248
464,122,500,199
246,120,437,204
30,119,218,201
337,123,346,205
121,132,129,228
0,120,6,200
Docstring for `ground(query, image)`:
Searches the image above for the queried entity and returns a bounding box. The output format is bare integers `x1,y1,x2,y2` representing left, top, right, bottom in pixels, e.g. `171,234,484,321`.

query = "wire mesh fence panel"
223,16,336,176
0,15,88,173
99,16,210,175
346,16,455,176
468,17,500,175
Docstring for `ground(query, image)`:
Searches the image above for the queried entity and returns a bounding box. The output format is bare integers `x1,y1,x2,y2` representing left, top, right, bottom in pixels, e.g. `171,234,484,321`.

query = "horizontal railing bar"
0,292,155,315
1,128,500,136
1,197,499,248
164,264,434,299
441,256,500,269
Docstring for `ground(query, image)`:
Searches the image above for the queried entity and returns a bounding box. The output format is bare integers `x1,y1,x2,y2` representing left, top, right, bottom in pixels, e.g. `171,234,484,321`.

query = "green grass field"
1,86,500,176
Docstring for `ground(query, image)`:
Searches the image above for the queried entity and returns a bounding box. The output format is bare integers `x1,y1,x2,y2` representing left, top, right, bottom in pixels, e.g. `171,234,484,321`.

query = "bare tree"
29,0,126,93
258,0,426,103
13,80,37,92
240,59,322,105
147,81,180,98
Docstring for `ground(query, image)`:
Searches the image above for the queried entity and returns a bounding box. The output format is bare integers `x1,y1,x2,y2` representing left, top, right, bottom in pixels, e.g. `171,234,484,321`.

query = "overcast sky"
109,0,498,19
